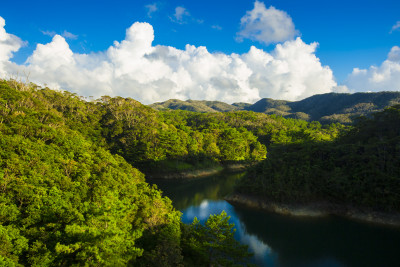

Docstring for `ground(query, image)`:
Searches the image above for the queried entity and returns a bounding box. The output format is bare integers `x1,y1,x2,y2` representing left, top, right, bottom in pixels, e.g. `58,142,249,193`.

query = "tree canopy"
236,105,400,212
3,78,393,265
0,80,261,265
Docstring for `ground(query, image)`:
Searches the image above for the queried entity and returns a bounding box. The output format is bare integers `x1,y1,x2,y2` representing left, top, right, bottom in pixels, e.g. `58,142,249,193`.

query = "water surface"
152,172,400,266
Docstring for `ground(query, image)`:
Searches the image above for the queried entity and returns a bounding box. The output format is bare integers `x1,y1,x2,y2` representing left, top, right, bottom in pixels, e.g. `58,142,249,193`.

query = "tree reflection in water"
152,172,400,267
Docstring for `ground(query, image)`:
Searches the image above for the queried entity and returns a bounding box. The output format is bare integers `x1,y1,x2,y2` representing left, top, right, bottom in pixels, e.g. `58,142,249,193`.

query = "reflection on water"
233,205,400,267
151,171,245,210
151,172,400,267
180,199,279,266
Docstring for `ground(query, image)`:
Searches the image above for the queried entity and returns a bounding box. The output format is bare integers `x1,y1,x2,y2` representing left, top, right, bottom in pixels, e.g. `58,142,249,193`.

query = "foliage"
150,99,240,113
0,77,400,266
236,105,400,212
181,211,252,267
149,92,400,124
0,80,176,265
2,78,399,265
0,79,258,265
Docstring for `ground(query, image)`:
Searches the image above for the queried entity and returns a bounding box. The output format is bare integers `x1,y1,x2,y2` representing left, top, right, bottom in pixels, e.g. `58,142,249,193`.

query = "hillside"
1,79,343,266
149,91,400,124
149,99,240,113
0,80,258,266
284,92,400,123
2,78,397,265
0,80,183,266
234,105,400,214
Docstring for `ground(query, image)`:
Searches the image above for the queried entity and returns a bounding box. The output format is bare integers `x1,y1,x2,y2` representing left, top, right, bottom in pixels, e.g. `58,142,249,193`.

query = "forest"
0,80,256,266
236,105,400,212
150,91,400,124
1,78,398,266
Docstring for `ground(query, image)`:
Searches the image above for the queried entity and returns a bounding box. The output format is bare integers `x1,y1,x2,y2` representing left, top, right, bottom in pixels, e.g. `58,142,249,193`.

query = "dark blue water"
152,172,400,267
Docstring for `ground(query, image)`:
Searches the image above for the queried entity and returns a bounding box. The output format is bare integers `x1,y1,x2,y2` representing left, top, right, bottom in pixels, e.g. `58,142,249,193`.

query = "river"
151,171,400,267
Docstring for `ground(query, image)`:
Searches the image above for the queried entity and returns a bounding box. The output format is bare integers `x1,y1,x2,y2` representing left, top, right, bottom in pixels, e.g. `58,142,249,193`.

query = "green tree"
182,211,252,266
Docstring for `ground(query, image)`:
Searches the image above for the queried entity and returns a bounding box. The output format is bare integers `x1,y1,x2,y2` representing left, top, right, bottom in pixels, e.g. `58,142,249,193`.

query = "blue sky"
1,0,399,103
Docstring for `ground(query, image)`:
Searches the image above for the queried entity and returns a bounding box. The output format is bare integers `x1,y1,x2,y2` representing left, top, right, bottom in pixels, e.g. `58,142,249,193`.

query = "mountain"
149,99,240,113
283,92,400,123
149,91,400,124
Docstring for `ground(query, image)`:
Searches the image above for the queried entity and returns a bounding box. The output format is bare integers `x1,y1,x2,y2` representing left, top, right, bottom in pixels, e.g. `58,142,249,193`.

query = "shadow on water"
151,172,400,267
149,171,245,210
233,205,400,267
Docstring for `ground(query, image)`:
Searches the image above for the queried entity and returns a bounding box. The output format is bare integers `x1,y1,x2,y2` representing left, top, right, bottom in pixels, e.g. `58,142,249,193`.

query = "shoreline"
225,193,400,227
145,163,249,179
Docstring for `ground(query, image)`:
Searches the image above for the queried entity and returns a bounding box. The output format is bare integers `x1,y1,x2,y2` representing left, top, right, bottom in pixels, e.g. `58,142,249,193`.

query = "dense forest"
235,105,400,212
0,79,344,266
0,80,256,266
2,78,398,265
150,91,400,124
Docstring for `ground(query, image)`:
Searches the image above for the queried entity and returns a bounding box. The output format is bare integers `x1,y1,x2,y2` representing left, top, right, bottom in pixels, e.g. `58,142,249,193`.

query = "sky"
1,0,399,104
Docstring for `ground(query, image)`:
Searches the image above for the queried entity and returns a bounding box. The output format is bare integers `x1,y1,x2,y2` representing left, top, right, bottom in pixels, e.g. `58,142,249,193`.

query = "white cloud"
332,85,350,93
390,21,400,34
239,232,272,261
41,30,57,37
1,16,339,104
62,30,78,40
388,46,400,61
0,17,24,76
345,46,400,92
145,3,158,18
169,6,202,24
27,35,74,69
211,25,222,31
243,38,336,100
237,1,298,45
172,6,190,24
42,29,78,39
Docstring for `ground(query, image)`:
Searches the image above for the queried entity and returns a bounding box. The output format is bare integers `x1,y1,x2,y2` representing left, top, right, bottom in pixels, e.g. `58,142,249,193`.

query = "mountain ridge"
149,91,400,124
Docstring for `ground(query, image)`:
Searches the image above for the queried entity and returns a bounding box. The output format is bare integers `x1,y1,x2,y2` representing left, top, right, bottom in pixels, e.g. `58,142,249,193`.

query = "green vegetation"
150,99,239,113
2,77,398,265
181,211,252,267
236,105,400,212
88,98,268,175
0,80,178,265
0,80,256,266
105,99,341,175
149,92,400,124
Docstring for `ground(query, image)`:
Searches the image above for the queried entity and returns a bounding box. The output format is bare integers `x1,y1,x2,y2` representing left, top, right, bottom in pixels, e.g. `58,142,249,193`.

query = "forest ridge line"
150,91,400,124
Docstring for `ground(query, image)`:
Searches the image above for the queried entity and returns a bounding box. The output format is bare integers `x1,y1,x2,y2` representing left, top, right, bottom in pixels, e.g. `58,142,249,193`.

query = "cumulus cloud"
390,21,400,34
332,85,350,93
237,1,299,45
243,38,337,100
0,17,24,76
1,16,338,104
145,3,158,18
345,46,400,92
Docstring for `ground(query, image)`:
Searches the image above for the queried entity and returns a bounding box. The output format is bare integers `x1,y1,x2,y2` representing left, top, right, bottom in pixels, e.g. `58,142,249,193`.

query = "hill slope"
0,80,256,266
234,105,400,213
149,99,239,113
149,92,400,124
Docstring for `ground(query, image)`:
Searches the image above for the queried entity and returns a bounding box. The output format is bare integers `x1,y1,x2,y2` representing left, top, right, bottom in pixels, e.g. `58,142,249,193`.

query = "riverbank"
145,162,250,179
225,193,400,227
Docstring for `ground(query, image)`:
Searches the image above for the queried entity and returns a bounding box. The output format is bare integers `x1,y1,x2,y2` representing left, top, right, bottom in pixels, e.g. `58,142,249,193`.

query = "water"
151,172,400,267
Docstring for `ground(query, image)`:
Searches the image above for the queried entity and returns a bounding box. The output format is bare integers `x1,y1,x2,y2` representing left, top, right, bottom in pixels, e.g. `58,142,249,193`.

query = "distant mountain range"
149,91,400,124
